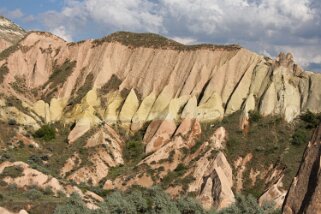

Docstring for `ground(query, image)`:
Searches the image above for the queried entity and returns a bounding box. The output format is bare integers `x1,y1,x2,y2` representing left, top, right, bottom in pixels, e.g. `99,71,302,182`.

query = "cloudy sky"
0,0,320,71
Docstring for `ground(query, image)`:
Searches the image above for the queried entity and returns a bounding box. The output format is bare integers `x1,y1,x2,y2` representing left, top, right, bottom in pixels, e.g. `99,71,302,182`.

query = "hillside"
0,16,26,52
0,17,320,214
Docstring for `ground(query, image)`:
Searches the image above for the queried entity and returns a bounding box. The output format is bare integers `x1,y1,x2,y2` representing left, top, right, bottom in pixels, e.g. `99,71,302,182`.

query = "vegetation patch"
99,74,122,95
0,64,9,83
0,166,23,179
0,44,20,61
213,111,314,193
92,31,241,51
43,60,76,103
34,124,56,141
68,73,94,105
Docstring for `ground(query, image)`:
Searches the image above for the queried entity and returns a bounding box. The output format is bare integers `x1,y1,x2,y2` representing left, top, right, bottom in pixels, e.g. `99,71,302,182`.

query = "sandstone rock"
119,89,139,128
283,124,321,214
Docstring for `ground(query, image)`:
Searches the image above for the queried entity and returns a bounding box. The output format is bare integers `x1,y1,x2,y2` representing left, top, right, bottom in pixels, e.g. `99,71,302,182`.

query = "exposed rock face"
283,124,321,214
0,16,26,52
0,31,320,140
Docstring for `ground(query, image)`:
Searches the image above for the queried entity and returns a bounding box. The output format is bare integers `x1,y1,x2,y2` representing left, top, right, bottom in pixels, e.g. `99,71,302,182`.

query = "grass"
92,31,241,51
212,111,314,195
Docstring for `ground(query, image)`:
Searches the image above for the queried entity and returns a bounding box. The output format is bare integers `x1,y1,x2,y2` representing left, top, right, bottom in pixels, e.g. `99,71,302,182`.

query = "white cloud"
38,0,320,70
51,26,73,41
171,36,197,45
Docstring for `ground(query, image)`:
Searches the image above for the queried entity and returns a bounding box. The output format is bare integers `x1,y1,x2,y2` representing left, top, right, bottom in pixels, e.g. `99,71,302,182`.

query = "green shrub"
177,197,205,214
25,188,43,200
34,124,56,141
249,111,261,123
291,129,308,146
300,110,321,129
216,194,276,214
124,140,145,163
0,166,23,178
54,193,92,214
7,118,17,126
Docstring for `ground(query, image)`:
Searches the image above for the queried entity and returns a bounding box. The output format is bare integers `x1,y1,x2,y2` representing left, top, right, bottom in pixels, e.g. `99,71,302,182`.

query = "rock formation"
0,16,321,213
283,124,321,214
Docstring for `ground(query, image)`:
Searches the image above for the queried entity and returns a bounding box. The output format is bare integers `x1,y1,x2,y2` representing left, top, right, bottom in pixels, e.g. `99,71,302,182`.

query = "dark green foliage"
7,118,17,125
24,188,43,200
34,124,56,141
177,197,205,214
249,111,261,123
300,110,321,129
291,129,308,146
54,193,92,214
53,187,205,214
124,140,145,163
0,64,9,83
93,32,241,51
0,166,23,178
217,194,276,214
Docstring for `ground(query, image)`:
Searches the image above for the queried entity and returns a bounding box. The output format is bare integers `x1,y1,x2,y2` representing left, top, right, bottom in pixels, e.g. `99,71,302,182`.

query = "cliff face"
1,31,321,138
0,23,321,213
283,124,321,214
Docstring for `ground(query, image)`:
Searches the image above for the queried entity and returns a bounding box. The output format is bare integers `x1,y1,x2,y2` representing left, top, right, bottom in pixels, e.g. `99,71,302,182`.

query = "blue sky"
0,0,321,71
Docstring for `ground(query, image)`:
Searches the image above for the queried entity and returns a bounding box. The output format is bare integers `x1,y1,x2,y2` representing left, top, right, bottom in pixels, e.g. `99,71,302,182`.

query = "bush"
300,110,321,129
177,197,205,214
7,118,17,126
25,188,43,200
34,124,56,141
249,111,261,123
54,193,92,214
216,194,277,214
291,129,308,146
0,166,23,178
124,140,144,163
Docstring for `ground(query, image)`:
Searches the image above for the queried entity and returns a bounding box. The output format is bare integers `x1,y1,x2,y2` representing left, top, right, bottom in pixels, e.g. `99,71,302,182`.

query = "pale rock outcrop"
181,96,198,119
131,91,156,132
191,151,235,210
65,125,124,185
119,89,139,128
260,82,277,116
0,161,65,194
259,177,287,209
49,97,67,122
144,119,177,154
210,127,227,149
33,100,51,123
104,92,124,124
283,124,321,214
196,92,224,122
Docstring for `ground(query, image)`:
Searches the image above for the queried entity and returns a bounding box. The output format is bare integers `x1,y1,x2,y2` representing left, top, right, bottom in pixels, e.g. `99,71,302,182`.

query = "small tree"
34,124,56,141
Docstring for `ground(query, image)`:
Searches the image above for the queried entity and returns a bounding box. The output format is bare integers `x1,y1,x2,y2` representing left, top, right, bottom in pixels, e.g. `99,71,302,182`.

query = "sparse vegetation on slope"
93,31,241,51
0,64,9,83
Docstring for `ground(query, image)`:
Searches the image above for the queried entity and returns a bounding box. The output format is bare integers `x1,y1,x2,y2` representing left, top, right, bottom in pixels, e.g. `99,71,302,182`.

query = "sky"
0,0,320,71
